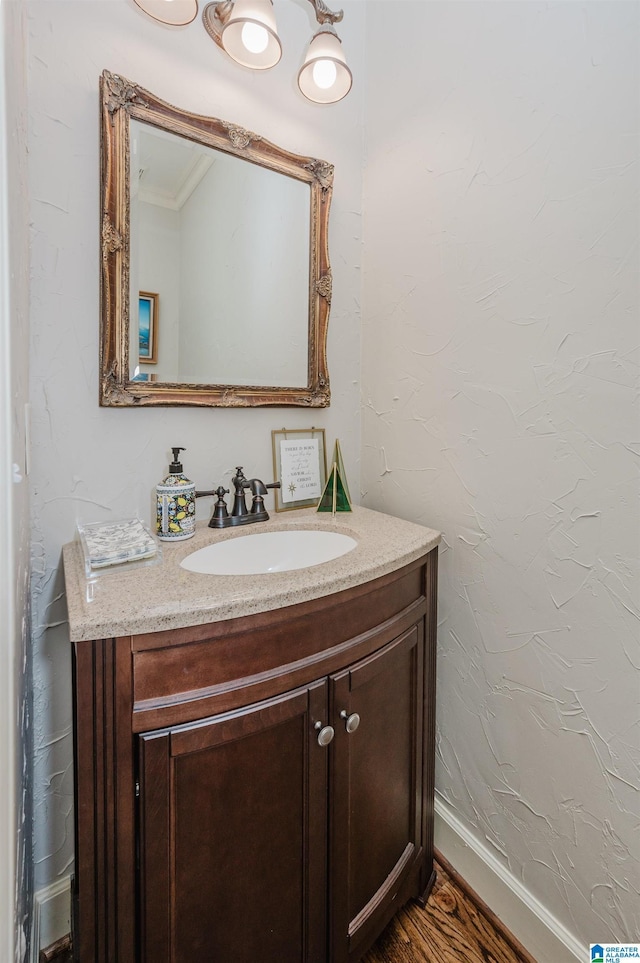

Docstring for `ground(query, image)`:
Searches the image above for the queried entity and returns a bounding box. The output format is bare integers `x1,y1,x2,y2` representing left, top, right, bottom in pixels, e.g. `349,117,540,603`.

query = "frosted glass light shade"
298,27,352,104
220,0,281,69
133,0,198,26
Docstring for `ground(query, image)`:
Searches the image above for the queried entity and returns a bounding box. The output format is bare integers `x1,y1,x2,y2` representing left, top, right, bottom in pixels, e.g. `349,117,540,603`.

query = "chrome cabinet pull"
315,721,335,747
340,710,360,733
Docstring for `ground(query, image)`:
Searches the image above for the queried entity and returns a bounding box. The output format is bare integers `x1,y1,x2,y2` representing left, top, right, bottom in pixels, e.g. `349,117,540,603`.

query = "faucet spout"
246,478,279,519
246,478,268,497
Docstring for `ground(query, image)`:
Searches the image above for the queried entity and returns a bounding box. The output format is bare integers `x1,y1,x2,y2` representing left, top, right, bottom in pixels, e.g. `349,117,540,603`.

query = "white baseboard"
434,796,585,963
31,876,71,963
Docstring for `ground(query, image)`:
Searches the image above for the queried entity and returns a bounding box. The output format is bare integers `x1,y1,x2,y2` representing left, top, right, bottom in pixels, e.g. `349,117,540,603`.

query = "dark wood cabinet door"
138,680,329,963
330,624,425,963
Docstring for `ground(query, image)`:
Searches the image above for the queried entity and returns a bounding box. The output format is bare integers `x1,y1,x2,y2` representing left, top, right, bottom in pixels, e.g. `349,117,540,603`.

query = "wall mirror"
100,70,334,407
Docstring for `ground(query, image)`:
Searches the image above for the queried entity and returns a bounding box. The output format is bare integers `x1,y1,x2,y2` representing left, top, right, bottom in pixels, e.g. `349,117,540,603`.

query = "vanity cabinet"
138,681,329,963
71,548,438,963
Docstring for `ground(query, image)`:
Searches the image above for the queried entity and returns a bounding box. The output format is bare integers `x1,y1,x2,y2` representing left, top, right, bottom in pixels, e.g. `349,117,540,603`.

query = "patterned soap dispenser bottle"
156,447,196,541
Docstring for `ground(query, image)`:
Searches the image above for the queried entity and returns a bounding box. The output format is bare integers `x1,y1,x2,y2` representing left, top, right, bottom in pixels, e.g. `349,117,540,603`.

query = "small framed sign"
271,428,327,512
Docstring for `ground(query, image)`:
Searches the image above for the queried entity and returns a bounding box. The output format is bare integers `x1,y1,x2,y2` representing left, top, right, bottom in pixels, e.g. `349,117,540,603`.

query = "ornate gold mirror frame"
100,69,333,407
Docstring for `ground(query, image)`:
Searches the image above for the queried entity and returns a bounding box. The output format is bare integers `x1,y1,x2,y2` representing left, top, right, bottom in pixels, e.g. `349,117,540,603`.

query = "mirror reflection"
130,121,311,387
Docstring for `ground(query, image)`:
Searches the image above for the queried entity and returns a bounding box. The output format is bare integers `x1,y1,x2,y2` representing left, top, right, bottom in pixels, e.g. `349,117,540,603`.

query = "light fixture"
203,0,281,69
298,24,352,104
133,0,198,27
134,0,352,104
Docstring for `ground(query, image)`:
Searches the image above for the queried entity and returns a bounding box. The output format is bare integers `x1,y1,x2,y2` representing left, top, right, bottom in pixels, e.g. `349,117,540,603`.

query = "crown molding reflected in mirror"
100,69,333,407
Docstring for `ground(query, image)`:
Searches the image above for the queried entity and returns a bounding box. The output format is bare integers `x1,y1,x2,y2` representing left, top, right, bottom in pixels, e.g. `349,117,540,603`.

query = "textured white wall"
28,0,364,896
1,2,32,959
362,0,639,947
25,0,639,950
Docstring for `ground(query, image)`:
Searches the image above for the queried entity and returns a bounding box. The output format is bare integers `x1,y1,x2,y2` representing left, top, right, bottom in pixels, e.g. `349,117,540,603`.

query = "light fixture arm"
305,0,343,27
202,0,234,47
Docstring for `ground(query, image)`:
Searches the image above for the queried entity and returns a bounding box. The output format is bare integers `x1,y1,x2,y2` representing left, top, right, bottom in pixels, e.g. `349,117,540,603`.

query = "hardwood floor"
363,850,538,963
40,851,537,963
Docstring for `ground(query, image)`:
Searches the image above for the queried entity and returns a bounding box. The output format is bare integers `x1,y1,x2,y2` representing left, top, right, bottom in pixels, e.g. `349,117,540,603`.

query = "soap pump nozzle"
170,447,186,473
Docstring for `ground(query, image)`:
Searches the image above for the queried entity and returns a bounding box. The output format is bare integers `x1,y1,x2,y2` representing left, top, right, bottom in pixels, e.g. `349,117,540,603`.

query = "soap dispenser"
156,447,196,541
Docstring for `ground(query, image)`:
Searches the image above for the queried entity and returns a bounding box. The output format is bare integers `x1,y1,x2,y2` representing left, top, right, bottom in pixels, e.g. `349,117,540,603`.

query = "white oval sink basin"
180,529,357,575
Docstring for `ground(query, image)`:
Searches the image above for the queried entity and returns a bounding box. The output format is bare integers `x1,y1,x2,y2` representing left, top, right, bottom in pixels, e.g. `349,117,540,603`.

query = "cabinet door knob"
339,710,361,733
315,721,335,747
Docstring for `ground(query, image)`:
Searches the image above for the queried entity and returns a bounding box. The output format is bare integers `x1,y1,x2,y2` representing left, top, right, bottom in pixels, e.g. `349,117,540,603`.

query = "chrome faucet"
196,467,281,529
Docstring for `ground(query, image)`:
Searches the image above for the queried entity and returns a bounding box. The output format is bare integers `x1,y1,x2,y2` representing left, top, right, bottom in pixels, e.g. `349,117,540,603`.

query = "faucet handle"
212,487,230,524
231,468,249,517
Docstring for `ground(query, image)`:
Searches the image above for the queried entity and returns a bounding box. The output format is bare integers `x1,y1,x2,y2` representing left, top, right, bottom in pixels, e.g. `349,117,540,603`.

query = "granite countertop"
62,505,441,642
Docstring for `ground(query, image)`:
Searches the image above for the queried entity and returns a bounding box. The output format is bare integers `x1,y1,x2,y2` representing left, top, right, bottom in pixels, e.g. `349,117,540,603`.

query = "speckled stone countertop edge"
63,505,441,643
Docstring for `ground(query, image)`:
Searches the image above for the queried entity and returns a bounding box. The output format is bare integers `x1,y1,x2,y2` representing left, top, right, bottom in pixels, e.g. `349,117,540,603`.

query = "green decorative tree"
317,439,352,513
